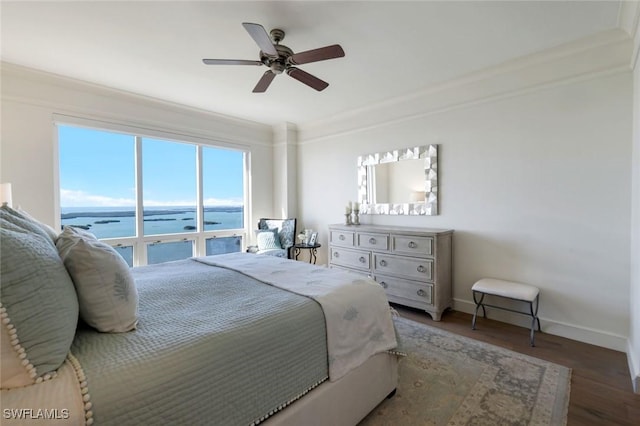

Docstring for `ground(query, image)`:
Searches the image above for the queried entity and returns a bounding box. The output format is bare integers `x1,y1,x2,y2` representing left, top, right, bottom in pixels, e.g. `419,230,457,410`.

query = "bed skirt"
264,351,399,426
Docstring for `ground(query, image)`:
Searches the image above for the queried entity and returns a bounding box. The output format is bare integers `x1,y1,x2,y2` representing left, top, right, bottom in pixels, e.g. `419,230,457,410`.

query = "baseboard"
453,299,627,352
627,339,640,394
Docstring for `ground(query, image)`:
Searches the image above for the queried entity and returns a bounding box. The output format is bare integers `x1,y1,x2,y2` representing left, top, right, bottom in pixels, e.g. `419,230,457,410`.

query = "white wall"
0,64,274,231
272,123,298,220
631,47,640,394
298,54,633,351
627,2,640,394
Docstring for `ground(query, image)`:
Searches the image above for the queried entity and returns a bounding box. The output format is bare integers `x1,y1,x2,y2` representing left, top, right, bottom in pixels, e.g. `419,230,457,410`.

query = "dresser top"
329,223,453,236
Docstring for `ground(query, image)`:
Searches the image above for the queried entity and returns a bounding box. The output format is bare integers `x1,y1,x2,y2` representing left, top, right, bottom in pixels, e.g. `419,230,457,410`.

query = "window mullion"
134,136,147,266
195,145,205,256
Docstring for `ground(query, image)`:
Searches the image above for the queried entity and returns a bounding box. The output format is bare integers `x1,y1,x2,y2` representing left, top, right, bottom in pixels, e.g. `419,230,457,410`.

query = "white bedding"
195,252,398,381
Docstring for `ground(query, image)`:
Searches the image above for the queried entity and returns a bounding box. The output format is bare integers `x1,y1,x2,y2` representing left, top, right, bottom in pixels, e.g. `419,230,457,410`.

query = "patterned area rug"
360,316,571,425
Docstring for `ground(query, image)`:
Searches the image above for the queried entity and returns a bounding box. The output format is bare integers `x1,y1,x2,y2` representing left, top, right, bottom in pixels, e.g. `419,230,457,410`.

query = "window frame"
54,115,251,266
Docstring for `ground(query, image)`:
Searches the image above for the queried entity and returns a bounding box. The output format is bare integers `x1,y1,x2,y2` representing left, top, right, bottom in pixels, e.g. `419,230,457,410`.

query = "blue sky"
58,125,244,208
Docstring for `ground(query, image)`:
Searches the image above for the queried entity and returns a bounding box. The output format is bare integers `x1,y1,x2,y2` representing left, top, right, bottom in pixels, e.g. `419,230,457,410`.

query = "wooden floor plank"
394,306,640,425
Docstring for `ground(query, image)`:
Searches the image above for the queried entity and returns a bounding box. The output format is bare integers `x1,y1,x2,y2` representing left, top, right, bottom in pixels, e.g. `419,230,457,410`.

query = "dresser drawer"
375,274,433,305
329,264,371,278
357,232,389,251
330,247,370,270
392,235,433,256
330,230,355,247
374,253,433,281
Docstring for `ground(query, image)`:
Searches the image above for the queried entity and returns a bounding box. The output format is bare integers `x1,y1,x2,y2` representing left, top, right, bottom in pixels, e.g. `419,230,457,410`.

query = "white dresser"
328,224,453,321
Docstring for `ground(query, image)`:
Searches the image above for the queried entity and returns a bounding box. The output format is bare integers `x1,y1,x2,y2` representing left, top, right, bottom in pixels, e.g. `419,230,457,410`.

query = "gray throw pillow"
0,219,79,389
0,206,56,246
56,226,138,333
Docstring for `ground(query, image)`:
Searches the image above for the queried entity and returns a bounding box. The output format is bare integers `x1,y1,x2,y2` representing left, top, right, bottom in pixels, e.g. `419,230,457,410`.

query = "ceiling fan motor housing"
261,44,293,74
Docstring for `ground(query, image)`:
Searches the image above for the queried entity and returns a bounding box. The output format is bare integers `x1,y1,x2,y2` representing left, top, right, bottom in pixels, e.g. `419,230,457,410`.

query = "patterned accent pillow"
56,226,138,333
259,219,296,249
256,228,283,251
0,219,79,389
278,219,296,249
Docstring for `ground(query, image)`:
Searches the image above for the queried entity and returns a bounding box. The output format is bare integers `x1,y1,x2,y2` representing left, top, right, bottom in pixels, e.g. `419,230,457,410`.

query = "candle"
354,201,360,210
345,205,351,214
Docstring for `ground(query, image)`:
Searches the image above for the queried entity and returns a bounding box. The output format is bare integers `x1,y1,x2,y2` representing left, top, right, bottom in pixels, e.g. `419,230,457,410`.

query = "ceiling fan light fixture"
270,61,285,74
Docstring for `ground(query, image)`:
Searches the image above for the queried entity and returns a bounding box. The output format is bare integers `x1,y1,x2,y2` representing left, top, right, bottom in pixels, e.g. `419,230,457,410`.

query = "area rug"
360,316,571,425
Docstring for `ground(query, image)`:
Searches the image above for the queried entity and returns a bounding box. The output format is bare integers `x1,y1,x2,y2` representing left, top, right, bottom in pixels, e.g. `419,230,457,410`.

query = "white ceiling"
1,1,623,126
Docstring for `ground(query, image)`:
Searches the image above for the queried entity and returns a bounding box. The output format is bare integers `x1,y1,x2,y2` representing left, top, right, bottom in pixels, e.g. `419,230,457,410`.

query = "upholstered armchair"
247,218,297,259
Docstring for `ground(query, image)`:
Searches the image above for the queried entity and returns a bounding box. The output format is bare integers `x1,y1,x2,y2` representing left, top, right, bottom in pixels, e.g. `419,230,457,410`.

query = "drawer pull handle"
417,289,427,297
379,259,387,267
380,281,388,289
369,237,377,245
334,252,340,258
417,265,426,273
339,235,345,241
359,256,366,263
408,241,417,249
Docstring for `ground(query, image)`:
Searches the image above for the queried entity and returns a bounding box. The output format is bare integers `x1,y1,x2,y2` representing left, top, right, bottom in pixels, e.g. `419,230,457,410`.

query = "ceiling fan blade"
202,59,263,66
286,67,329,91
253,70,276,93
242,22,277,56
288,44,345,65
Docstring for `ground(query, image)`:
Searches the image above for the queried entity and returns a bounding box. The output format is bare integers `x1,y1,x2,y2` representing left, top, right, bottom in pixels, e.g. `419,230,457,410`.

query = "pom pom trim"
249,376,328,425
0,302,59,384
67,352,93,425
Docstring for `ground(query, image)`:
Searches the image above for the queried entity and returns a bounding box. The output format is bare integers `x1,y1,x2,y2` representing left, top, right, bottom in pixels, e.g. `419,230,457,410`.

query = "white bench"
471,278,541,346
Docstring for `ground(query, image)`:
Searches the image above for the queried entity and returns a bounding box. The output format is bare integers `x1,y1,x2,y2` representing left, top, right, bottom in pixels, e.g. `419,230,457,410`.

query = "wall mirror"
357,145,438,215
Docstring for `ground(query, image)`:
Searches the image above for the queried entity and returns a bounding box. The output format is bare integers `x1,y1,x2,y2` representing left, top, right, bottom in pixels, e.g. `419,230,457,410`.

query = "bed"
0,206,399,426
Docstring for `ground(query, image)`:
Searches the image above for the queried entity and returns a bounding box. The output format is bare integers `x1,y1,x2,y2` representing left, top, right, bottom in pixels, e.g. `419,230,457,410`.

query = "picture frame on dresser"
328,223,453,321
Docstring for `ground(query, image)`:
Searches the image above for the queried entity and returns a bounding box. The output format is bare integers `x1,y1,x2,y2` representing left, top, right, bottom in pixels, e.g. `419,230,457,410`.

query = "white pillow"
256,228,282,251
56,227,138,333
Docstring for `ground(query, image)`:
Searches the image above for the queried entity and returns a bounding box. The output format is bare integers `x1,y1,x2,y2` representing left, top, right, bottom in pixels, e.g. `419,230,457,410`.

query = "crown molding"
298,29,633,144
619,0,640,69
618,1,640,37
1,62,274,147
272,122,299,147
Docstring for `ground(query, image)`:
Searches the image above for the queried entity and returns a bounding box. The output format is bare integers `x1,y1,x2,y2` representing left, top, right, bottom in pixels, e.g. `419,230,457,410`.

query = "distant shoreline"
61,206,242,220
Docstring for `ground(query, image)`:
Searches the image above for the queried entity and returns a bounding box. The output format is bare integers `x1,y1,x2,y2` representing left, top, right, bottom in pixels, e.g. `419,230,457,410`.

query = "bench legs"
471,291,486,330
471,291,541,347
529,294,541,346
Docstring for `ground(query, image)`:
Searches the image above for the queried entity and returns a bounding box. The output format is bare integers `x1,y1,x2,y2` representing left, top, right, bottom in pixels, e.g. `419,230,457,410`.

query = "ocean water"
61,206,244,265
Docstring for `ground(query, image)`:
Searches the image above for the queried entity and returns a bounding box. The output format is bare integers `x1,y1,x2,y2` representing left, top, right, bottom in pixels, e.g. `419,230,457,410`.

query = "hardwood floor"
393,305,640,426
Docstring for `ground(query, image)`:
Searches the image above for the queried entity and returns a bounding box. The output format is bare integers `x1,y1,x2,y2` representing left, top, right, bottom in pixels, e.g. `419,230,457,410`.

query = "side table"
293,243,321,264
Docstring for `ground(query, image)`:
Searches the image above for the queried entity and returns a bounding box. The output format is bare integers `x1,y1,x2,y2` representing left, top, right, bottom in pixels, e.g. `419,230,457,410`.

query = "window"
58,124,247,266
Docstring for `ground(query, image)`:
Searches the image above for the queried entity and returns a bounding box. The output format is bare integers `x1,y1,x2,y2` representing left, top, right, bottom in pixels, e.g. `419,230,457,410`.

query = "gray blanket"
71,259,328,425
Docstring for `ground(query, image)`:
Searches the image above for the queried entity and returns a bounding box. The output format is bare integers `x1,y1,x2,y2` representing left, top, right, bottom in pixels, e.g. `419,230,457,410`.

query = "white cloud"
203,197,243,207
60,189,135,207
60,189,242,207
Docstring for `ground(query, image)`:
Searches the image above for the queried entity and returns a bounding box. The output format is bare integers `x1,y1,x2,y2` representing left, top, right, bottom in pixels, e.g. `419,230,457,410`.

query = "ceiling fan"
202,22,345,93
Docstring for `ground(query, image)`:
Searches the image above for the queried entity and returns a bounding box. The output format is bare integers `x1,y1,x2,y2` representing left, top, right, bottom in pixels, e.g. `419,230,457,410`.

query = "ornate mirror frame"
357,145,438,215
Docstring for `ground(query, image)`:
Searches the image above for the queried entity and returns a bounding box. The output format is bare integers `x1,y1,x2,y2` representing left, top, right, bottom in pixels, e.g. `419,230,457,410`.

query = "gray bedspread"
71,259,328,426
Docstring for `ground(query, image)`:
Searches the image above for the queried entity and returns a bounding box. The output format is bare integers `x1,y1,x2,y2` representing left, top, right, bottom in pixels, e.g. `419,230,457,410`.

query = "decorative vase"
352,209,360,225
